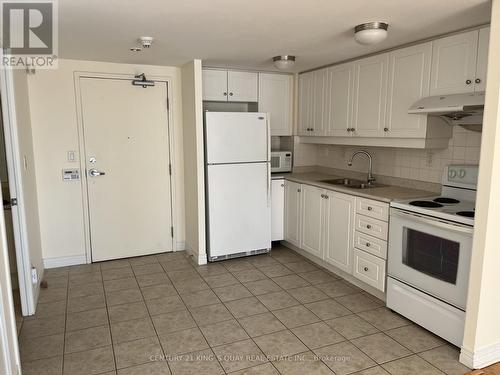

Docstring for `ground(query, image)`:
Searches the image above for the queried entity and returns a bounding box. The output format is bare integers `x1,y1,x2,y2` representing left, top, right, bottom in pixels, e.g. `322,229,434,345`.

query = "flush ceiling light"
354,22,389,45
130,47,142,52
273,55,296,70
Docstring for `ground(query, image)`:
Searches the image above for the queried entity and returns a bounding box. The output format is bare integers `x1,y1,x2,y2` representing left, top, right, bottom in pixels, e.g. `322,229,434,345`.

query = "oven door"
388,208,473,310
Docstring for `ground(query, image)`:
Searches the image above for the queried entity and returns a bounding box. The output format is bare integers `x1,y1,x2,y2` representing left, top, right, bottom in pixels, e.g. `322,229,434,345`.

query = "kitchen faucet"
348,150,375,185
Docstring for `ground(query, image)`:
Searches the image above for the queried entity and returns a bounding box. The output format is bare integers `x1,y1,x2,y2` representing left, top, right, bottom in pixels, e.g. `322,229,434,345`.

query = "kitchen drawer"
355,215,388,240
354,231,387,260
353,249,386,291
356,198,389,222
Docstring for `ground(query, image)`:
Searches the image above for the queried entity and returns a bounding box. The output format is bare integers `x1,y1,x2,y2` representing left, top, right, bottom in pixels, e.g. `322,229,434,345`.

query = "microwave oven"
271,151,292,173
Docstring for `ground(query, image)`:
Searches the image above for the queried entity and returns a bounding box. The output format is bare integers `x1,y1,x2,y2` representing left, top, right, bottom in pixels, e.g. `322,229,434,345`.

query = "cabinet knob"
363,267,369,272
281,184,284,187
475,78,481,84
325,195,329,199
384,128,389,132
223,92,227,96
466,79,472,85
351,128,356,132
366,224,372,229
321,194,325,198
367,206,373,211
297,188,301,192
229,92,234,96
366,242,371,247
347,128,351,132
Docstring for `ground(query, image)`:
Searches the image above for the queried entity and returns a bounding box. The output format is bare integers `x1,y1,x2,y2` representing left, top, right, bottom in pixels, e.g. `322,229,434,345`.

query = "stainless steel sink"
320,178,384,189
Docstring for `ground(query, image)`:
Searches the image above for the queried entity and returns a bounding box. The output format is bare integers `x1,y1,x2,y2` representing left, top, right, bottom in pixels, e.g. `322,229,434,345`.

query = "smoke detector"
139,37,154,49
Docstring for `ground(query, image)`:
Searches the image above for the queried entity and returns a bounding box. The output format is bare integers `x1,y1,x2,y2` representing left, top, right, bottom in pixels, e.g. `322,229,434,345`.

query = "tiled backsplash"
292,126,482,184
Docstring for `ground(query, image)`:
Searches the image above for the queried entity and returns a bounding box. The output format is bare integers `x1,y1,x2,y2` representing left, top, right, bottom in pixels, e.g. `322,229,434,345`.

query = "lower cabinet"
271,179,285,241
284,181,302,247
284,181,388,292
300,185,324,258
323,192,355,273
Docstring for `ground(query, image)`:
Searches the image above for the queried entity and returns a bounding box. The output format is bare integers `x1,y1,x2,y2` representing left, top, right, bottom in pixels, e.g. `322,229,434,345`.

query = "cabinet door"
271,179,285,241
203,70,228,101
352,53,389,137
475,27,490,92
311,69,327,135
386,43,432,138
323,191,355,273
300,184,324,258
430,30,478,95
284,181,302,247
298,72,314,136
227,71,258,102
326,63,354,137
259,73,293,136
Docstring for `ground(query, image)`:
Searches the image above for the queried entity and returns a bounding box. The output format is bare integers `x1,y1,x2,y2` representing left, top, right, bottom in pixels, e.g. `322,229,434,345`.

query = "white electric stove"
387,165,478,347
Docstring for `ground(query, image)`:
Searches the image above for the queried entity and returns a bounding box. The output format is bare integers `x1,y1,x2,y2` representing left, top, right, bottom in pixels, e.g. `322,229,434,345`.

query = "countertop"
272,172,436,203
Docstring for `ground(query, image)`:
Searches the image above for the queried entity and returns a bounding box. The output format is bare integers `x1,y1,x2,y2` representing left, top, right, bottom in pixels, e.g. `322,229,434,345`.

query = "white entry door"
80,77,173,262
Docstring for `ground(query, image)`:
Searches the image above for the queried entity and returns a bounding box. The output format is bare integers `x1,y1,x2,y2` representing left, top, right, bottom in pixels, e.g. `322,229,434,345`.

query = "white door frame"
0,67,36,316
73,72,177,263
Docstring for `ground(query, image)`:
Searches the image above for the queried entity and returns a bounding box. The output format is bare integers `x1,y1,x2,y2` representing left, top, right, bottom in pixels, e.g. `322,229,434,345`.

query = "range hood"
408,92,484,126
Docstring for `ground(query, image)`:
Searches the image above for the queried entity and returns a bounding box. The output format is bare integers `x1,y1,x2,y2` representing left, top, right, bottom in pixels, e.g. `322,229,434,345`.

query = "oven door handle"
390,209,474,235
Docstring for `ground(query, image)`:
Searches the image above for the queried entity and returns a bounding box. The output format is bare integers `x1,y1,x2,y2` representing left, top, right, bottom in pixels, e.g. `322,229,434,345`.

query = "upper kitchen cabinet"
298,69,329,136
227,71,258,102
258,73,293,136
430,28,489,95
298,71,314,136
325,62,355,137
385,42,432,138
351,53,389,137
475,27,490,92
202,69,258,102
203,69,229,101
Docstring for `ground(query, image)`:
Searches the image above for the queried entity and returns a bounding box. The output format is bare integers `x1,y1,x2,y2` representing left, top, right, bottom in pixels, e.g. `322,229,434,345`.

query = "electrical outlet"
31,267,38,284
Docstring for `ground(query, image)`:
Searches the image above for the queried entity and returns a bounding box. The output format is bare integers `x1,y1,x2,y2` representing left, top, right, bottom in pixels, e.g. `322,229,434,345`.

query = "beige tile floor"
18,245,471,375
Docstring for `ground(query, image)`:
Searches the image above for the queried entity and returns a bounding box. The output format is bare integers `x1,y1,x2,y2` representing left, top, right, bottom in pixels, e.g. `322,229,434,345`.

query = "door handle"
89,169,106,177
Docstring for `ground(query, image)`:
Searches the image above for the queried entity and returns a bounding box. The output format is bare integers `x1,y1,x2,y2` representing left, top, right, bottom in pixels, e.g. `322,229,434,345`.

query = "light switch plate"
67,151,76,162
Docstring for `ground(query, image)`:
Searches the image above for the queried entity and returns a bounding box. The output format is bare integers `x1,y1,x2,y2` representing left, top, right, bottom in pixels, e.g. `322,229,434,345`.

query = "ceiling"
59,0,491,72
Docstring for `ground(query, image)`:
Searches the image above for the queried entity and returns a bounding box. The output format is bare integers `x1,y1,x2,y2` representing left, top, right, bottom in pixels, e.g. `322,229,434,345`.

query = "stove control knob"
364,267,369,272
365,242,371,247
366,224,372,229
367,206,373,211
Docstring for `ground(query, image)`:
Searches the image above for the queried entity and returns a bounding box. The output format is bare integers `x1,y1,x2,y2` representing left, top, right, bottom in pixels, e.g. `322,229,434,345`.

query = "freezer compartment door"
207,162,271,258
205,112,269,164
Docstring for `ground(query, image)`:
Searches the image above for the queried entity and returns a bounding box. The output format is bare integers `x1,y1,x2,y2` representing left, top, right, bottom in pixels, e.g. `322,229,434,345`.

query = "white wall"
27,59,185,263
181,60,206,265
461,0,500,368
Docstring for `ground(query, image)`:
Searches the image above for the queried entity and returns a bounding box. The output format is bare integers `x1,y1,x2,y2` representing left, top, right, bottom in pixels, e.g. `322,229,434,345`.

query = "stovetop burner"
409,200,444,208
456,211,475,218
433,197,460,204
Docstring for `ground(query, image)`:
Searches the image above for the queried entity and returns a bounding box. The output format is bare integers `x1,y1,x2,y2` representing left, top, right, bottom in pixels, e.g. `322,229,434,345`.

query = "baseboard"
461,343,500,369
43,255,87,269
176,241,186,251
184,242,207,266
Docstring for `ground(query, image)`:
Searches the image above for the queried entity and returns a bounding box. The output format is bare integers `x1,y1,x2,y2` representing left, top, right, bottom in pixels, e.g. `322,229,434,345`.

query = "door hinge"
10,198,17,206
169,164,172,175
171,227,174,237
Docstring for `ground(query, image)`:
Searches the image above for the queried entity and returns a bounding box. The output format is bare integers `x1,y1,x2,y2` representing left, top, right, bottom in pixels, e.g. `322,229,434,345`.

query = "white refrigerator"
205,112,272,261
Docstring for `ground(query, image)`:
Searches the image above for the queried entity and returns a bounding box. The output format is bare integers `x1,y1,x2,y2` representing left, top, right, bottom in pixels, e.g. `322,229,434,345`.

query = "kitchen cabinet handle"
347,128,351,132
384,128,389,132
320,194,325,198
223,92,227,96
363,267,369,272
351,128,356,132
365,242,371,247
466,79,472,85
367,206,373,211
229,92,234,96
324,195,329,199
475,78,481,84
366,224,372,229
